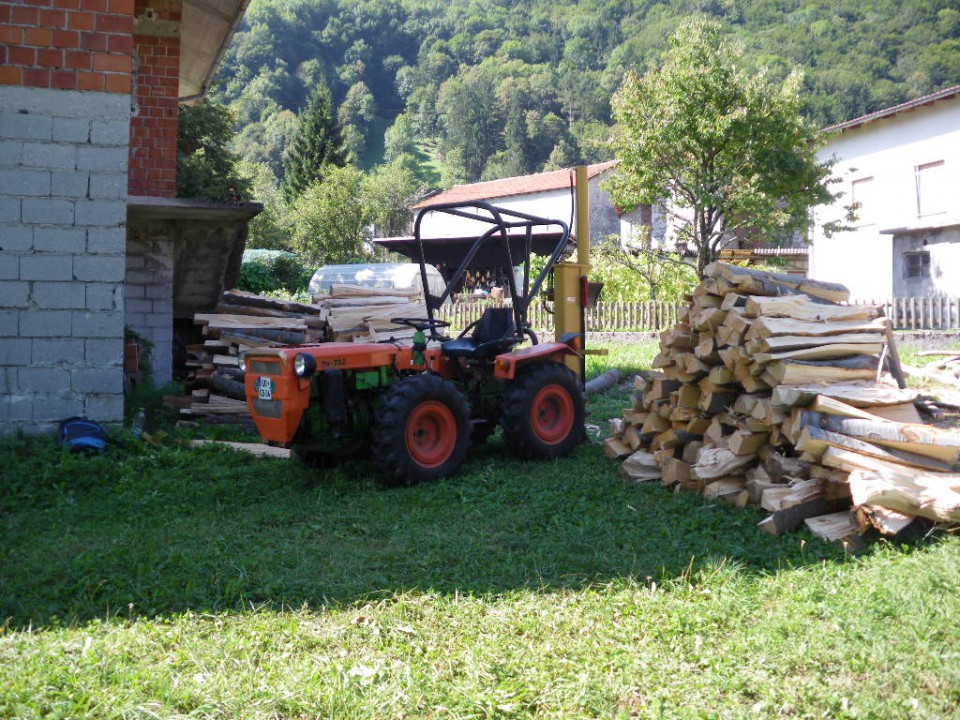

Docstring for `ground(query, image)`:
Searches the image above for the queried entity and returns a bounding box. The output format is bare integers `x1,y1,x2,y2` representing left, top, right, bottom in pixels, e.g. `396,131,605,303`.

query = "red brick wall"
0,0,134,93
128,0,180,198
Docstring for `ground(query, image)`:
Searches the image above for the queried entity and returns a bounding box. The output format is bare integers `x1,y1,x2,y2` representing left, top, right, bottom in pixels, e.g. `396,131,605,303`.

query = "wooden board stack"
175,285,425,418
606,262,960,546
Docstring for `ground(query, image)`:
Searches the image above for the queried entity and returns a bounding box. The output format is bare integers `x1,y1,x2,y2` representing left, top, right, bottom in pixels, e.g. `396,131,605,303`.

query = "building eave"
177,0,251,103
823,84,960,135
880,215,960,235
128,195,263,221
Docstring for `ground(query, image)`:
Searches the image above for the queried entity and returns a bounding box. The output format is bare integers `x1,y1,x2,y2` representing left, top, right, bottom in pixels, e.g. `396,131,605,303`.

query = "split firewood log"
847,468,960,524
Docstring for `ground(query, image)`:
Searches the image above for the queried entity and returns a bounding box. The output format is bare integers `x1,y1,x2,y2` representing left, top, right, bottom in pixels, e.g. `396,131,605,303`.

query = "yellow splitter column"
553,165,594,379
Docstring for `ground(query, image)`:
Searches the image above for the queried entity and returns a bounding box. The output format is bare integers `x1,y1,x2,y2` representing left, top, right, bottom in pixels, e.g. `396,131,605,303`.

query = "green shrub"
239,260,281,294
239,250,312,295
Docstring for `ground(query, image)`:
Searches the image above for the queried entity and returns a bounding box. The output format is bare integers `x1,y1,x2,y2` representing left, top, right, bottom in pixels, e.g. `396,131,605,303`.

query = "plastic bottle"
132,408,146,438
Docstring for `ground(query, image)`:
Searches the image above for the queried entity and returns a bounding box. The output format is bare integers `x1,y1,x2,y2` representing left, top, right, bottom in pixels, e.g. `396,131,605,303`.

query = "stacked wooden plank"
606,261,960,545
174,286,425,418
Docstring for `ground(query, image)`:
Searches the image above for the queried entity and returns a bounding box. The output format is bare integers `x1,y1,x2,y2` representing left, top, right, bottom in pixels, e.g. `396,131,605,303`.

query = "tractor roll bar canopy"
396,201,572,337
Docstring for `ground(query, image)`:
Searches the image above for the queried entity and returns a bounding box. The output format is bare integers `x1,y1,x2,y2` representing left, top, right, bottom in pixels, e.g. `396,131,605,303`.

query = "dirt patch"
896,331,960,351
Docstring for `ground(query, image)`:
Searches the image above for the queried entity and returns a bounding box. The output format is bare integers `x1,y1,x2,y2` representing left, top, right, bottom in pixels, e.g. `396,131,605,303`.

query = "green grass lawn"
2,341,959,718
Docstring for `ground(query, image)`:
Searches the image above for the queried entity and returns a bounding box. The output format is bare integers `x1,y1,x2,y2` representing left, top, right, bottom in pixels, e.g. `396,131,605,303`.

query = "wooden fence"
871,297,960,331
437,297,960,333
438,300,680,333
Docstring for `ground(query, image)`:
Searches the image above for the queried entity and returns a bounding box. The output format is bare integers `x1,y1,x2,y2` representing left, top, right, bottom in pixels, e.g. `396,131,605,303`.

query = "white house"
809,85,960,300
412,161,621,243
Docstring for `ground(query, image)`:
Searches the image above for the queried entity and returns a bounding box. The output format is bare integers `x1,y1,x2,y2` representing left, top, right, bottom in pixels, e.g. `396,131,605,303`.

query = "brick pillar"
128,0,180,198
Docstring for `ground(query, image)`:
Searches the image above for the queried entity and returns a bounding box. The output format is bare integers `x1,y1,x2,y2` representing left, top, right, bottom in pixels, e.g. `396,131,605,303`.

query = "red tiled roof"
824,84,960,134
413,160,619,209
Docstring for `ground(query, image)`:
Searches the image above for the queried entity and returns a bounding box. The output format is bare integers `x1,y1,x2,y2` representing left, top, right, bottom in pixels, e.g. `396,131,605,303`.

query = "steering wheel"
391,317,451,334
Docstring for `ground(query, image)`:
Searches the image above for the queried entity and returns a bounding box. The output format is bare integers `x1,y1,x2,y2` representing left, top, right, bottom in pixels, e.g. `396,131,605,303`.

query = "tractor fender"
493,341,581,380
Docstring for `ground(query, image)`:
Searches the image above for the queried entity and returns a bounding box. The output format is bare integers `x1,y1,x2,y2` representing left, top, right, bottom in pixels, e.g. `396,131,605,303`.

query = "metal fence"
437,298,960,333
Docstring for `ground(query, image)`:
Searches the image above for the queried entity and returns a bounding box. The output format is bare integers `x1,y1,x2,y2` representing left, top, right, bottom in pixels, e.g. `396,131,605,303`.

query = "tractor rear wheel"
373,373,471,486
499,362,585,460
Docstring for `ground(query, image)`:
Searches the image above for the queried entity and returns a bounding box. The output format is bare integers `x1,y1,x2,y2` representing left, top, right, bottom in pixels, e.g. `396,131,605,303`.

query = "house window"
904,250,930,279
851,176,875,226
916,160,947,217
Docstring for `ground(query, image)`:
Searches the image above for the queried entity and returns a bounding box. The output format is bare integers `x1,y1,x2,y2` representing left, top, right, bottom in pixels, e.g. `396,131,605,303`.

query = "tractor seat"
442,307,517,361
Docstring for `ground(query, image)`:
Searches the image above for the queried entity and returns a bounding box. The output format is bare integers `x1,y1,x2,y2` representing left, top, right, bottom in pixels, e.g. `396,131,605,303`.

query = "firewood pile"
605,262,960,546
172,285,425,419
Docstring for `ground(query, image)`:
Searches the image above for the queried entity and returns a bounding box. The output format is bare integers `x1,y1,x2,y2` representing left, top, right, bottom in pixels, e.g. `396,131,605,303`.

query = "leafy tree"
363,161,420,238
384,112,418,162
338,81,377,162
281,82,346,200
233,107,297,176
591,233,697,302
438,63,504,182
290,165,371,266
240,161,291,250
609,17,837,278
544,138,581,171
176,101,252,201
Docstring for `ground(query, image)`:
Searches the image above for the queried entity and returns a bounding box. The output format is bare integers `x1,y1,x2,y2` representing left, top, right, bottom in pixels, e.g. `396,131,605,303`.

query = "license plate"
255,376,275,400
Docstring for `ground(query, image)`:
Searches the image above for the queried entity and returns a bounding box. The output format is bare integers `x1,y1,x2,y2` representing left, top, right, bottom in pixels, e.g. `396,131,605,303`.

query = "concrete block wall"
125,223,173,384
0,85,129,433
172,222,246,318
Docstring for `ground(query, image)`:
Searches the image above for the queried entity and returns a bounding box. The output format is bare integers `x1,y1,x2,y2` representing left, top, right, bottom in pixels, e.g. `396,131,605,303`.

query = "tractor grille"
249,359,282,375
252,398,283,418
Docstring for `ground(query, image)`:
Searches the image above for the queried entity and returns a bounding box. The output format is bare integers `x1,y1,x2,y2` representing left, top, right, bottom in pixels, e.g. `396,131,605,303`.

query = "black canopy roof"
374,231,573,271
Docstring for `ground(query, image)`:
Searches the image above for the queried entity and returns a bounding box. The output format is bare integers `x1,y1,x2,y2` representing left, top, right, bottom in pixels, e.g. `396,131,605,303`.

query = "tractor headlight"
294,353,317,378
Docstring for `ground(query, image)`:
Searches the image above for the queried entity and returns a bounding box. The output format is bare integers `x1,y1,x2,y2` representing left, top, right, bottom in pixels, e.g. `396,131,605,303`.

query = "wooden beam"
746,316,887,340
795,425,954,473
771,382,919,409
744,295,878,322
807,413,960,465
704,262,851,303
847,468,960,524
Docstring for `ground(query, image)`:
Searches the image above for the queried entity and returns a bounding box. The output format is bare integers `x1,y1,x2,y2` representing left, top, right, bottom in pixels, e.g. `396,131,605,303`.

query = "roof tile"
414,160,619,209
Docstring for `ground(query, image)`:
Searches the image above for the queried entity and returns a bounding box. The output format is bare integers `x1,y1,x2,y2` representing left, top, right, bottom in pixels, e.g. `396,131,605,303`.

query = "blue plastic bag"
56,417,108,455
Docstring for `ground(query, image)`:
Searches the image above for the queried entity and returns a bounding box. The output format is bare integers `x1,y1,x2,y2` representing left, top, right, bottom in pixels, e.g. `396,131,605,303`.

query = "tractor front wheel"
373,373,471,486
499,362,585,460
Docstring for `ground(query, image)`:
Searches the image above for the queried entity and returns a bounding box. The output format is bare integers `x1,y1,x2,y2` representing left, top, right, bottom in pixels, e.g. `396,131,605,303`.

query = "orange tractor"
242,201,589,485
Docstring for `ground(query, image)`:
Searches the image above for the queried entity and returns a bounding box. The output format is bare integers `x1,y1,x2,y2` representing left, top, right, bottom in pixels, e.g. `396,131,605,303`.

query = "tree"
240,161,291,251
281,82,346,200
338,81,377,163
289,165,370,267
591,232,697,302
363,160,420,238
438,63,504,182
176,101,252,201
384,112,418,163
608,18,838,278
233,107,297,177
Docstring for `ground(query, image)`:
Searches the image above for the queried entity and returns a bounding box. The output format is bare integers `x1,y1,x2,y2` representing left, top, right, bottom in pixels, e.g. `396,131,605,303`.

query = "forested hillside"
213,0,960,189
